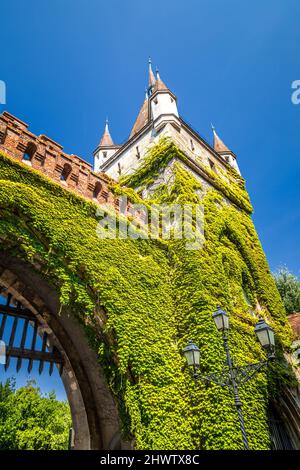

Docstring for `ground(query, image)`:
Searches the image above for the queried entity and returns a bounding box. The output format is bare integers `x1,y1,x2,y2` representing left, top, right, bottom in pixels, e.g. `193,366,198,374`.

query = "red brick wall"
0,111,117,208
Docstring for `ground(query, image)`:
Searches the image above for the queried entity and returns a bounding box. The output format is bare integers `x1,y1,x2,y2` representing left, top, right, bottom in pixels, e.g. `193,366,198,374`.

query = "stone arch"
0,251,124,450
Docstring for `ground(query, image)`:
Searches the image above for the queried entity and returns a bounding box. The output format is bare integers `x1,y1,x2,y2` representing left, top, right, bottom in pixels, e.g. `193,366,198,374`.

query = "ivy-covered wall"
0,142,295,450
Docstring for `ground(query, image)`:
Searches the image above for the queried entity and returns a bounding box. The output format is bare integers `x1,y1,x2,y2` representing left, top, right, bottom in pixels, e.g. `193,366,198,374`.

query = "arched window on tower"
93,181,102,200
60,163,72,183
22,142,37,164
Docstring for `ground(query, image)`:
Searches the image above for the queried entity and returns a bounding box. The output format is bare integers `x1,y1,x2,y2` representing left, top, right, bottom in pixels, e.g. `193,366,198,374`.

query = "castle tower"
95,60,241,181
93,119,120,173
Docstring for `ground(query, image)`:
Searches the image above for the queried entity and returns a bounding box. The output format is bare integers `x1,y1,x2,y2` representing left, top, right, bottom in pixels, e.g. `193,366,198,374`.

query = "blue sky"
0,0,300,398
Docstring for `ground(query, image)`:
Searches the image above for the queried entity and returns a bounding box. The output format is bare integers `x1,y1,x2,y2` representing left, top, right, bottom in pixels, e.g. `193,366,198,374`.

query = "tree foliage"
0,379,71,450
273,267,300,314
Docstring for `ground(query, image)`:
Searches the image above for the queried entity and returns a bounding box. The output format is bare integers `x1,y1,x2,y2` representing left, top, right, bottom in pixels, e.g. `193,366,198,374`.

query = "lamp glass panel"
268,329,275,347
193,350,200,367
223,314,229,330
213,315,223,331
257,329,269,347
184,350,194,366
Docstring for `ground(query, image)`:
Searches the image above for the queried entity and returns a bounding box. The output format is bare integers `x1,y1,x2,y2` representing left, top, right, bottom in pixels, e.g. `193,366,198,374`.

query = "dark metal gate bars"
0,287,63,376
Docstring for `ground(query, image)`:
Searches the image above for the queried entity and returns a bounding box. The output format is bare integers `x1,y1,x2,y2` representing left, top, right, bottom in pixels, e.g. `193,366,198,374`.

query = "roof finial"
156,66,160,80
148,56,156,95
211,122,215,132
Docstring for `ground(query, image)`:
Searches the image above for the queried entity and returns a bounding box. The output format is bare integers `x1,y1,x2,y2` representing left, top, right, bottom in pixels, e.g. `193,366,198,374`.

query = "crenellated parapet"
0,111,118,208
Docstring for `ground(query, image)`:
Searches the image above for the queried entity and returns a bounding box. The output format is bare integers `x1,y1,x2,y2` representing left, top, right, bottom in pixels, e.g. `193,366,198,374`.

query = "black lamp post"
183,307,275,450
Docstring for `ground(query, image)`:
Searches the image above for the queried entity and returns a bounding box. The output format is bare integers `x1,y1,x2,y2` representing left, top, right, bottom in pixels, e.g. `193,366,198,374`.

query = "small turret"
99,118,114,147
149,66,180,132
129,61,180,139
93,119,119,172
212,125,241,174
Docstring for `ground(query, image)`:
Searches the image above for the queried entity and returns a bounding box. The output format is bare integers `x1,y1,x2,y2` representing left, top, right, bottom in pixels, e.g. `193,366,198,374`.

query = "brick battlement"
0,111,118,208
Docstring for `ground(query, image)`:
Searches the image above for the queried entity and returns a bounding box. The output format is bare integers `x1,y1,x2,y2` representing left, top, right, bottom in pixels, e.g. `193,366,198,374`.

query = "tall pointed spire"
211,124,231,153
211,125,241,174
153,67,169,92
148,57,156,96
99,118,114,147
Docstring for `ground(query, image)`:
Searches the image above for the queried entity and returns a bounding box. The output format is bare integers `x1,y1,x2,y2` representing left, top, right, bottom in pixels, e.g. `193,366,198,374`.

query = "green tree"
0,379,71,450
273,267,300,314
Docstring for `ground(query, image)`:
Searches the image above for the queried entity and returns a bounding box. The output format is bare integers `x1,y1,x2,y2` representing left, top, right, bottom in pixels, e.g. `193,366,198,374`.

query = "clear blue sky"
0,0,300,398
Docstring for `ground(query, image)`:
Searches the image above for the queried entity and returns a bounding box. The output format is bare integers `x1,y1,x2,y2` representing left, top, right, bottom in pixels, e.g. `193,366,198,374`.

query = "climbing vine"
0,143,295,450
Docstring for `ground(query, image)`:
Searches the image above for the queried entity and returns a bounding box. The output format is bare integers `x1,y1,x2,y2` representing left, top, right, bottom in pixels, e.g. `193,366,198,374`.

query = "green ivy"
0,143,294,450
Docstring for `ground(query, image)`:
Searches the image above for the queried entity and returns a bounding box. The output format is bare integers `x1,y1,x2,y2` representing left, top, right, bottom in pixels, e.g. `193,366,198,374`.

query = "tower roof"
212,125,231,153
129,93,149,138
148,57,156,94
153,68,169,93
129,60,177,139
99,119,114,147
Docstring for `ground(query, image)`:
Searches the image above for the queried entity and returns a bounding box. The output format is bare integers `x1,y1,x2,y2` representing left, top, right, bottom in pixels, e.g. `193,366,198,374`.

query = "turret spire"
211,125,241,174
148,57,156,96
211,124,230,153
152,65,171,93
99,118,114,147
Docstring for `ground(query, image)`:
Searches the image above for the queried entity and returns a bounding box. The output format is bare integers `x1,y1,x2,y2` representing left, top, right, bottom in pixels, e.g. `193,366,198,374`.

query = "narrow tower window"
190,140,195,151
103,151,107,159
118,163,122,175
209,159,217,173
136,146,140,159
